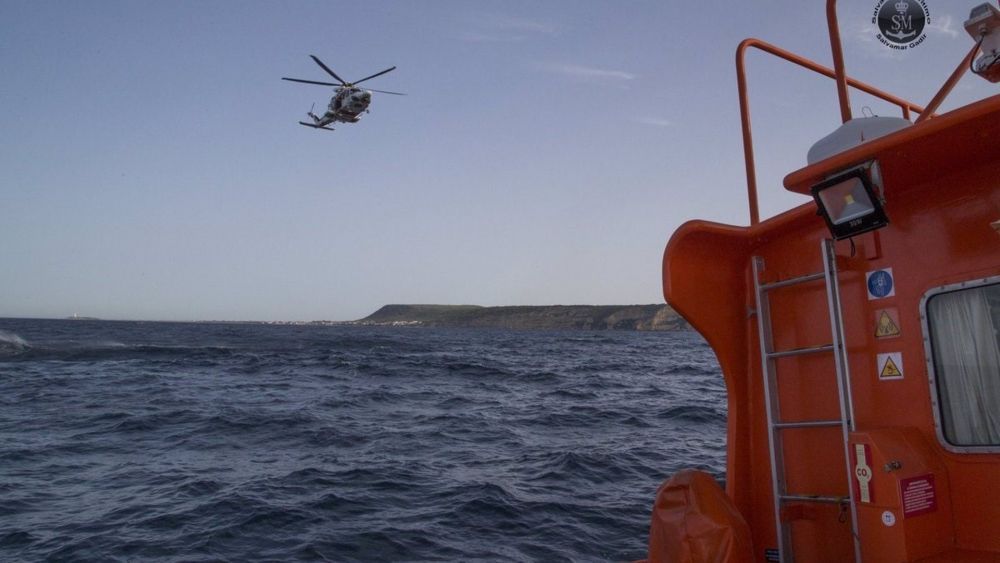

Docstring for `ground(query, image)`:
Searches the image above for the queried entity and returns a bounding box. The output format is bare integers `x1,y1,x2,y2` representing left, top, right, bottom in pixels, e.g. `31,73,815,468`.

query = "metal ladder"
752,239,862,563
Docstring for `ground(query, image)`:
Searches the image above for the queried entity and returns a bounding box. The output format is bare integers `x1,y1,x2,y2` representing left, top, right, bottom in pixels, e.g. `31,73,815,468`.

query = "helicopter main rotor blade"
367,88,406,96
352,66,396,86
282,77,341,86
309,55,348,85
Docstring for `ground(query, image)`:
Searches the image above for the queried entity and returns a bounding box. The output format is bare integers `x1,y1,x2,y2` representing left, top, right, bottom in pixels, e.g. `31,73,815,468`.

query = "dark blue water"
0,319,726,562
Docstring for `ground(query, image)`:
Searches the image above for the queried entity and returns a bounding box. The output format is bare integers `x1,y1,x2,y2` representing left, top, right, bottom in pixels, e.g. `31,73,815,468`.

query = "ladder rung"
768,344,834,359
759,272,824,292
780,494,848,504
774,420,842,429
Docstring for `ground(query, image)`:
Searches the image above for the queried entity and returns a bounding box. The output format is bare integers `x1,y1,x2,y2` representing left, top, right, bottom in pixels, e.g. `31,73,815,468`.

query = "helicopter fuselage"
310,88,371,127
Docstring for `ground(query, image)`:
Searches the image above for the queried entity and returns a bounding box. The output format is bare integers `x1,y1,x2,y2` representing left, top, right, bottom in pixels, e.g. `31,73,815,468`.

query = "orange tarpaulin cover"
645,469,753,563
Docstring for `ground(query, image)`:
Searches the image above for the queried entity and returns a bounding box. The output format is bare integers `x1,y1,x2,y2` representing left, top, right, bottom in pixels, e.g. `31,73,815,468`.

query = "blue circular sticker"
868,270,894,298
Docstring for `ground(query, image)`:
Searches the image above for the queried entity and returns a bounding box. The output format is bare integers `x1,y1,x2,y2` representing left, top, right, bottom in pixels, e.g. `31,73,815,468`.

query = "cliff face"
357,304,689,331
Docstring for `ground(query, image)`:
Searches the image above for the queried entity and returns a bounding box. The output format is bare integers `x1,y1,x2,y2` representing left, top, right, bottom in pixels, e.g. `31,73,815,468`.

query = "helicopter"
282,55,404,131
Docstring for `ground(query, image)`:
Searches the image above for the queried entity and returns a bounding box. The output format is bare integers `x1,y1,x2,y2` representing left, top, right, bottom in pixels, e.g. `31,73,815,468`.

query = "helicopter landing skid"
298,121,335,131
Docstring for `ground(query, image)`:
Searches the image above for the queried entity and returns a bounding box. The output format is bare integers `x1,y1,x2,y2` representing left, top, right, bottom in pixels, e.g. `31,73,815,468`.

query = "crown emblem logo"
895,0,909,13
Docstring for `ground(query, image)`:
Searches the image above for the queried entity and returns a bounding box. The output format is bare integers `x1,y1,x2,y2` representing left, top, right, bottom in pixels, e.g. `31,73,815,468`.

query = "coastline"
353,304,689,331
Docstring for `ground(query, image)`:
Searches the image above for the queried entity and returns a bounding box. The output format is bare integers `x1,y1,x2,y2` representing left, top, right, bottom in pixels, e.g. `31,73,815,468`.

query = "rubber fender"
644,469,753,563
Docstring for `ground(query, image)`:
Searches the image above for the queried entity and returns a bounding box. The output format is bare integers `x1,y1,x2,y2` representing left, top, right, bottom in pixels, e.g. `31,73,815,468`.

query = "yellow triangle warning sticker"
876,310,901,338
881,357,902,377
878,352,904,380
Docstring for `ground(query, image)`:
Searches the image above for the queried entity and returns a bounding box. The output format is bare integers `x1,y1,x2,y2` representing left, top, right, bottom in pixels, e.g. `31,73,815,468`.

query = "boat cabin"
650,2,1000,561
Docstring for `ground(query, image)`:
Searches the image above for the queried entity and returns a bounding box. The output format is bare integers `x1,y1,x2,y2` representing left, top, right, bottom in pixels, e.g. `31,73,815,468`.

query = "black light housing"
811,163,889,240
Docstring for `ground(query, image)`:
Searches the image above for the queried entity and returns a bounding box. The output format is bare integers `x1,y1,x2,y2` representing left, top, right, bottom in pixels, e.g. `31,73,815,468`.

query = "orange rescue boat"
646,1,1000,561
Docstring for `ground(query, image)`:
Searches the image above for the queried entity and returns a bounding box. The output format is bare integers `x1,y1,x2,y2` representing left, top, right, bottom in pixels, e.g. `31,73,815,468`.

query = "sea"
0,318,726,562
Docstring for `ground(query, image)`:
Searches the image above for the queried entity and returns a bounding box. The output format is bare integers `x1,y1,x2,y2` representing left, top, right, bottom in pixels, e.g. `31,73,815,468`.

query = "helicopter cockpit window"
925,280,1000,450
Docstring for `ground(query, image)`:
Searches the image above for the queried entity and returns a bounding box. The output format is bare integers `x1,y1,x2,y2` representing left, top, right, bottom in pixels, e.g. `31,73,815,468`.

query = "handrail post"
916,42,982,123
828,0,853,123
737,40,761,226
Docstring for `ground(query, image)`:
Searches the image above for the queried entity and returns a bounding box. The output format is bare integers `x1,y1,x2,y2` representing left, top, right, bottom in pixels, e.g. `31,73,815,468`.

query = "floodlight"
965,3,1000,82
811,162,889,240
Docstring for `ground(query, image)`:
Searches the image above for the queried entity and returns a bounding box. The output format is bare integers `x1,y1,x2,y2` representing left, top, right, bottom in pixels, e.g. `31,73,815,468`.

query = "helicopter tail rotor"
306,103,320,123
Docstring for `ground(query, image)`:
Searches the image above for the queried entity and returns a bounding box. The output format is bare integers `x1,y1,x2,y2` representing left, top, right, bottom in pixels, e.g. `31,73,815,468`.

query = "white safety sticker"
854,444,873,503
866,268,896,300
875,308,901,339
878,352,904,380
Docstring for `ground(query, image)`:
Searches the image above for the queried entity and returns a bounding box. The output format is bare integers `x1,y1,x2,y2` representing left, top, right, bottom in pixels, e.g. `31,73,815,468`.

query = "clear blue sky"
1,1,994,321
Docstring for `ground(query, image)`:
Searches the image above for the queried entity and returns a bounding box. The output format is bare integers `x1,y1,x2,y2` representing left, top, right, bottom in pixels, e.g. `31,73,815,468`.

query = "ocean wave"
524,404,646,429
0,321,725,562
542,388,600,400
521,450,633,485
661,361,721,376
0,330,30,356
6,343,235,363
0,530,37,550
443,360,515,378
656,404,727,424
109,408,204,433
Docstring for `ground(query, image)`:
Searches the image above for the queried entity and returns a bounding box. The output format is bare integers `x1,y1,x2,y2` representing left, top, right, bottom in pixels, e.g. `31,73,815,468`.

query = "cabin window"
926,281,1000,447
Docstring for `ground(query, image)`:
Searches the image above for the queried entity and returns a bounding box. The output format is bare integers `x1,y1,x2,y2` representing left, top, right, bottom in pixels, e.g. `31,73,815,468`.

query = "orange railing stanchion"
828,0,853,124
736,44,760,226
916,42,982,124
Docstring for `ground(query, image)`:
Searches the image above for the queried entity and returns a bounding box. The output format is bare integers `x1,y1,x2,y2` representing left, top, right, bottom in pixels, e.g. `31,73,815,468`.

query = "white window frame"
920,275,1000,454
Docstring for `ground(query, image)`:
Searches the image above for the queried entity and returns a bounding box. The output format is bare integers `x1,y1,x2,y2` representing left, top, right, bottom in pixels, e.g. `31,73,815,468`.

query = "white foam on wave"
83,340,128,349
0,330,30,349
